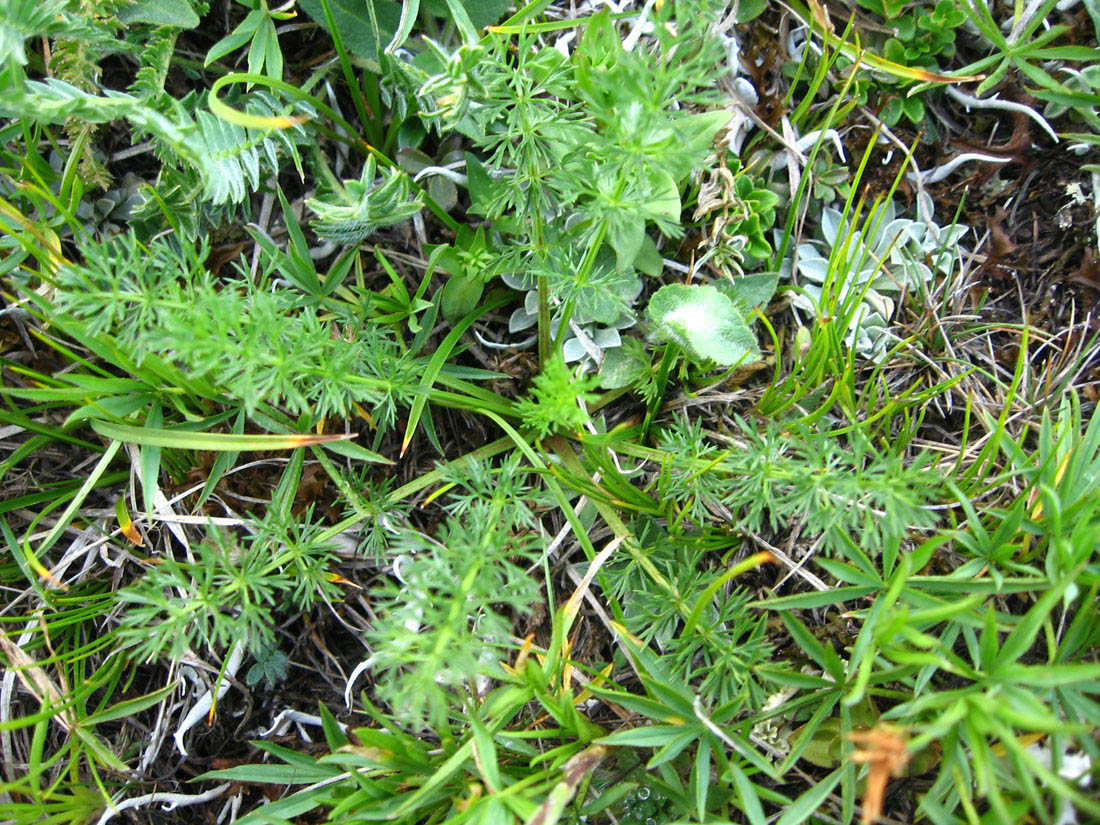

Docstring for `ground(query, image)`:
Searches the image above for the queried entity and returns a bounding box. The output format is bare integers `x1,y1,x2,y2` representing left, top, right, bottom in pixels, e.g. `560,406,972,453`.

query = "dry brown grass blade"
0,633,73,732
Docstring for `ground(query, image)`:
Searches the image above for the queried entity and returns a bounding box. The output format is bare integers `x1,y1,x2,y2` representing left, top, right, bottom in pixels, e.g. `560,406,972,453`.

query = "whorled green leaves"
306,157,425,245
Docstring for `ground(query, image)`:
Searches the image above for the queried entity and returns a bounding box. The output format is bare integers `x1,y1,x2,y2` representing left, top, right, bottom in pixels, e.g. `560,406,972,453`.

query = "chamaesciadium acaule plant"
1,0,1099,824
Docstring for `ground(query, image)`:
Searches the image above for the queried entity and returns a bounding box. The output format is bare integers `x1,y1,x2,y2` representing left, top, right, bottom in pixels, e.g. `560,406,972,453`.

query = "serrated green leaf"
119,0,200,27
297,0,402,65
646,284,760,366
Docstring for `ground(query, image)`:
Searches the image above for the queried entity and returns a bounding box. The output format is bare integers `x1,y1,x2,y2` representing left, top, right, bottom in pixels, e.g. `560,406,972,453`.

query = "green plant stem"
317,0,380,147
551,219,610,357
641,343,678,441
546,434,677,601
538,274,551,366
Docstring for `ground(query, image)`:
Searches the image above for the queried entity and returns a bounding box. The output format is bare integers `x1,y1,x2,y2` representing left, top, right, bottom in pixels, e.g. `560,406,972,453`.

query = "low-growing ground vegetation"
1,0,1099,823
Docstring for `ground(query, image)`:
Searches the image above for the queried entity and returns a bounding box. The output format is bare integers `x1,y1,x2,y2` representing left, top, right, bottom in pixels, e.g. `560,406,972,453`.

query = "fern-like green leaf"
191,92,309,204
